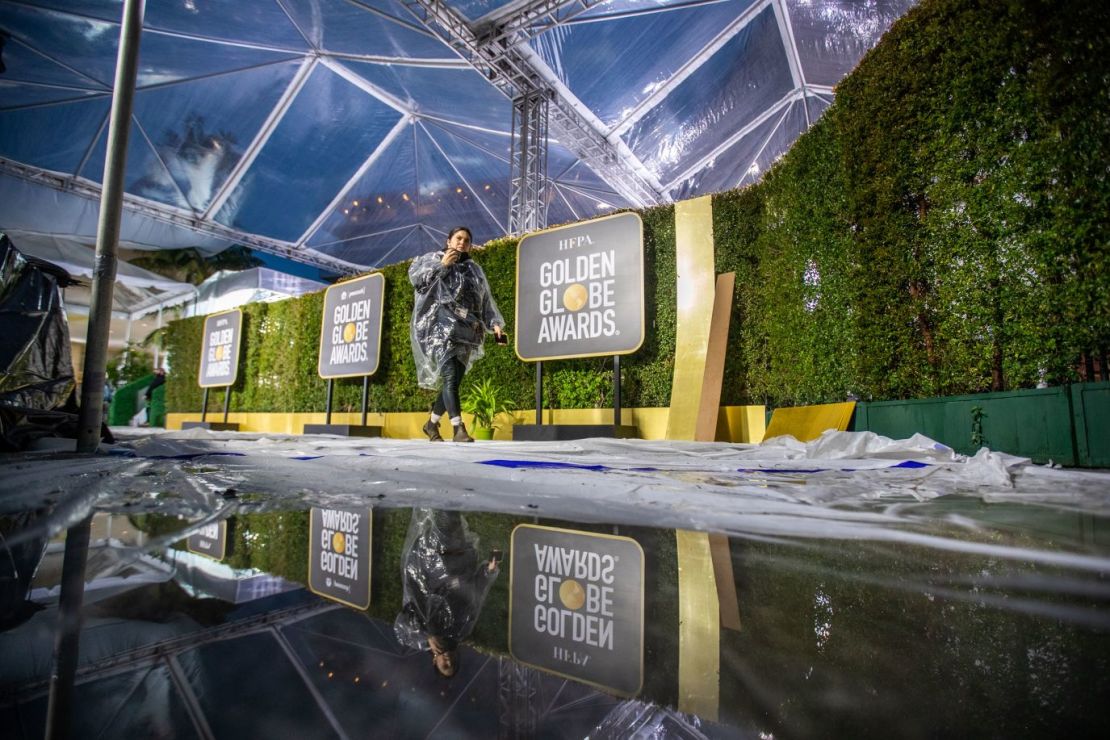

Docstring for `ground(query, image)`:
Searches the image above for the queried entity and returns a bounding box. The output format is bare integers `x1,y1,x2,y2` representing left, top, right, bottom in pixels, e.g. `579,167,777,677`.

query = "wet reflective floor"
2,429,1109,738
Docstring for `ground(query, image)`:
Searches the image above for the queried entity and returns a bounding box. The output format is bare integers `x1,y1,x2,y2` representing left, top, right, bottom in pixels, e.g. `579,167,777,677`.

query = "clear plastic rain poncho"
408,250,503,390
393,508,498,651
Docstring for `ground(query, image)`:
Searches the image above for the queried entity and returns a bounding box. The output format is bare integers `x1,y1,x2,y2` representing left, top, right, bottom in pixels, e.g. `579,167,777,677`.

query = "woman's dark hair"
446,226,472,242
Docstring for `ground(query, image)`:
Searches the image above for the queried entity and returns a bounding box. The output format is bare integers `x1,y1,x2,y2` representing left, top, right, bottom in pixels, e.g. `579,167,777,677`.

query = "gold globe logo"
214,344,225,361
332,531,346,553
559,579,585,610
562,283,587,312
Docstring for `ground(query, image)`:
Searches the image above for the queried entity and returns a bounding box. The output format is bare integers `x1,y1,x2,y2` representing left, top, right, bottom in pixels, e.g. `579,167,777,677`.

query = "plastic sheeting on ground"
3,429,1108,567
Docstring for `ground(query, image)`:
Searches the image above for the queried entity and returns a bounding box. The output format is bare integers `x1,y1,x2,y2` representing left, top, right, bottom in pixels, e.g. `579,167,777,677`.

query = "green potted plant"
461,377,516,440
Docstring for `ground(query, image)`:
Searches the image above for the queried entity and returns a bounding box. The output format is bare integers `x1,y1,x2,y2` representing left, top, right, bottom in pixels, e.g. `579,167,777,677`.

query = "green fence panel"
857,387,1078,465
107,373,154,426
1071,382,1110,468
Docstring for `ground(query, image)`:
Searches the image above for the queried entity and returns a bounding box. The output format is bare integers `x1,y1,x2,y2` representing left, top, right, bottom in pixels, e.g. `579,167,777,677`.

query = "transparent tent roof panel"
530,0,759,128
623,4,794,185
0,97,108,175
0,30,108,91
0,4,122,89
215,65,404,242
83,115,195,209
307,123,421,249
131,32,302,88
787,0,918,86
411,122,507,242
280,0,457,59
313,224,434,267
342,60,511,131
128,62,301,212
0,83,104,110
667,101,790,199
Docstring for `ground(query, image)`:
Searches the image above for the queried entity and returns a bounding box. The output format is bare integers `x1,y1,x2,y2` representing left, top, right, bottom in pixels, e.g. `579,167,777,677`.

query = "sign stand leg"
200,387,209,423
535,361,543,425
222,387,231,424
613,354,621,431
360,376,369,426
325,378,334,425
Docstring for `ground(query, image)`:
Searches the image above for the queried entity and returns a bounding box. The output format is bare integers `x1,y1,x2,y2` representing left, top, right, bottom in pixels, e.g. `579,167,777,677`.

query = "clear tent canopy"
0,0,915,274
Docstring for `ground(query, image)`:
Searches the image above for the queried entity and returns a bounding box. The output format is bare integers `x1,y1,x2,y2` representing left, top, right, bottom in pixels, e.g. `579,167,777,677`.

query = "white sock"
450,416,462,426
430,413,441,423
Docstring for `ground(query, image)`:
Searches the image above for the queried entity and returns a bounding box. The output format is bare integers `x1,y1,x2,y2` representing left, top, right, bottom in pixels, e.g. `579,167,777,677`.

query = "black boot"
423,418,443,442
452,423,474,443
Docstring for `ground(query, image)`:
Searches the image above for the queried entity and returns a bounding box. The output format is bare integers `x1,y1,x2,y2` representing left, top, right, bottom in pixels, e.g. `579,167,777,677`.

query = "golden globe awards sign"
197,309,242,388
308,506,371,609
318,273,384,379
187,520,227,560
509,524,644,696
515,213,645,361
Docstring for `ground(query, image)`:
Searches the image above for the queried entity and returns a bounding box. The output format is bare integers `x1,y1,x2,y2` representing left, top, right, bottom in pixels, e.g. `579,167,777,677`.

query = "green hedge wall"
165,0,1108,413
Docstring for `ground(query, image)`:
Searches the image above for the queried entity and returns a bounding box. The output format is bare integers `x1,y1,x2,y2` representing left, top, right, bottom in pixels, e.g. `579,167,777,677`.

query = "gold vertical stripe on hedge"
676,529,720,720
666,195,717,440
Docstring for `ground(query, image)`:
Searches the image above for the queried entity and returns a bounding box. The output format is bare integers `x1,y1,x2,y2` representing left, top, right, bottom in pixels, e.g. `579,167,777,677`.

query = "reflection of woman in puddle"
393,509,500,677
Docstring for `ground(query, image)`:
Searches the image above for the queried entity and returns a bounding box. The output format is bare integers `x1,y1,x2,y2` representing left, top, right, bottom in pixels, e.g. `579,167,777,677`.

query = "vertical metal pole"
222,387,231,423
360,376,369,427
535,361,543,425
153,305,163,369
76,0,146,453
325,379,334,425
44,515,94,740
200,387,209,423
613,354,621,430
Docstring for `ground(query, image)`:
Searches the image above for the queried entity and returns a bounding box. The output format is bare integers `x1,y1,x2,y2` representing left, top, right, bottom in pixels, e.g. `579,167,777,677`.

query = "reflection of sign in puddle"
187,520,228,560
309,507,371,609
510,524,643,696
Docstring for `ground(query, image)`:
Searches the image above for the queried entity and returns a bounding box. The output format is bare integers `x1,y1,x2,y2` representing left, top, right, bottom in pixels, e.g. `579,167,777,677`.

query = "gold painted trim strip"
675,529,720,720
666,196,716,440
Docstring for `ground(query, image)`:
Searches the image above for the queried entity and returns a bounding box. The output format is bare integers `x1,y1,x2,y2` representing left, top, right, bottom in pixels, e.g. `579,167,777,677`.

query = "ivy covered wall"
166,0,1108,413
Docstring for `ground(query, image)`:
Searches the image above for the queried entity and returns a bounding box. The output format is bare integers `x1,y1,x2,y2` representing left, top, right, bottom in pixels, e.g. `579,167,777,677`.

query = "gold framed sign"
197,309,243,388
514,212,645,362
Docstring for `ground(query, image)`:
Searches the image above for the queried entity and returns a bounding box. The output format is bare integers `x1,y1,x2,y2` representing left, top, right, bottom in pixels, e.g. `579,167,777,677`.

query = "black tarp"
0,233,91,450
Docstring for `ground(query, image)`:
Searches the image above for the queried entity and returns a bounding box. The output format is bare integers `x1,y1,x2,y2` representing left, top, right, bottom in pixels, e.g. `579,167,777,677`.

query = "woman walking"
409,227,506,442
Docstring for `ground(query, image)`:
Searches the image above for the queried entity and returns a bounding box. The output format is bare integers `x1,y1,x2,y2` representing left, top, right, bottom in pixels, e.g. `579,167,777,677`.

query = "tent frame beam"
1,158,361,274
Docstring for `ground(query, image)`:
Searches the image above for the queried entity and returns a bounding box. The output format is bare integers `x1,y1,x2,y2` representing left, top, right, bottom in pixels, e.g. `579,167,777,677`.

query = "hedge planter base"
182,421,240,432
302,424,382,438
513,424,639,441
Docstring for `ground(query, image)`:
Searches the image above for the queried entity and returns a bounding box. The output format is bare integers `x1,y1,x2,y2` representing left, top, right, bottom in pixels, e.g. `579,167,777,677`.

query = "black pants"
432,357,465,420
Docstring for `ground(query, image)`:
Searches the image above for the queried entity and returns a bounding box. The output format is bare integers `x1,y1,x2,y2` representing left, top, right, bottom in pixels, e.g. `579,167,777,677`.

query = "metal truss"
508,88,550,234
398,0,662,208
